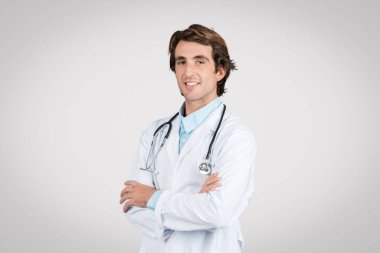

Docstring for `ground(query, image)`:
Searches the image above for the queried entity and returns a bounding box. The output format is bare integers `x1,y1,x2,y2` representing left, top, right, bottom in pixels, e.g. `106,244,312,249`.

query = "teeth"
185,82,198,86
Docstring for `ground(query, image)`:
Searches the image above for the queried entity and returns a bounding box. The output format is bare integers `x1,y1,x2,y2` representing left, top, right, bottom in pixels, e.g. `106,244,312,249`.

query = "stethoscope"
140,104,226,189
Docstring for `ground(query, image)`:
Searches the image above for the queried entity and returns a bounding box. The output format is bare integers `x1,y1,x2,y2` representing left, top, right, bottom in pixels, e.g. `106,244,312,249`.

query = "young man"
120,24,256,253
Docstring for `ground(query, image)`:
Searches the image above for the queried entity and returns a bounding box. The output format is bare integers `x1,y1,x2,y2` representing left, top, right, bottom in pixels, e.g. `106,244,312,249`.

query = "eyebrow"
175,56,186,62
175,55,210,62
193,55,210,61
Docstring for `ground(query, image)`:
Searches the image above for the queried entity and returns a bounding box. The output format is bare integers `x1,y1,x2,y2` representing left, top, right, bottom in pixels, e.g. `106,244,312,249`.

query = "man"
120,24,256,253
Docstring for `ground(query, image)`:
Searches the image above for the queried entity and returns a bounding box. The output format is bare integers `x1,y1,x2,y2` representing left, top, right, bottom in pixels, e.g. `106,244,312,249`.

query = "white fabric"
126,104,256,253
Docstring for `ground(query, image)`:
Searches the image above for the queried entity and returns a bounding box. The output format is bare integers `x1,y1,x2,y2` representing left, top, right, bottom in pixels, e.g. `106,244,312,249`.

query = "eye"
196,60,205,64
176,60,185,65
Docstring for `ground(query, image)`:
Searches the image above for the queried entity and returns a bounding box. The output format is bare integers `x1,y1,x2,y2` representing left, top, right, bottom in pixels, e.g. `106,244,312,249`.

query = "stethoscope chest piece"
199,161,212,175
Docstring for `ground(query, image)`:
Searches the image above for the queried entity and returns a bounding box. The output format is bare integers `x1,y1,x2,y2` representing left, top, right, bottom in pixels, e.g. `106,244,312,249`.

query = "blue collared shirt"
147,97,222,210
178,97,222,153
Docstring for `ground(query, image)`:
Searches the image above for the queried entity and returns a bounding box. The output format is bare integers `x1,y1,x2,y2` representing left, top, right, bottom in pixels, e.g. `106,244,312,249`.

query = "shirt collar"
179,97,222,134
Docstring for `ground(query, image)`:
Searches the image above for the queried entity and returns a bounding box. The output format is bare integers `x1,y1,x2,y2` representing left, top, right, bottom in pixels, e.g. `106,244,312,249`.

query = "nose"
184,63,196,77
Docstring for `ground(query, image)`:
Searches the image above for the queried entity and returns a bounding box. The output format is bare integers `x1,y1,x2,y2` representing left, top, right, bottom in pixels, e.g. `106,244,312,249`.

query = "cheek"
175,69,183,81
203,71,217,84
174,72,181,83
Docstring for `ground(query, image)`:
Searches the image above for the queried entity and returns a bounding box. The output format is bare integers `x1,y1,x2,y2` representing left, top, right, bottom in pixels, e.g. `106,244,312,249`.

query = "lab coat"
126,104,256,253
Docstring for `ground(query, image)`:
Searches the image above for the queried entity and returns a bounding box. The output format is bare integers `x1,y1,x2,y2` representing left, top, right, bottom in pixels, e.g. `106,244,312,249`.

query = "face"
174,41,225,111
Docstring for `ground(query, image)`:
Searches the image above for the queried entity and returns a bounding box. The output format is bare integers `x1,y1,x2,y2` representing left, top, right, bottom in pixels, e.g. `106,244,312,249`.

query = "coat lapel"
165,116,180,169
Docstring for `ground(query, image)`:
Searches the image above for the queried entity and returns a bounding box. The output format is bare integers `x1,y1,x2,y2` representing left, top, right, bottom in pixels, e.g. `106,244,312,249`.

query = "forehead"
174,40,213,58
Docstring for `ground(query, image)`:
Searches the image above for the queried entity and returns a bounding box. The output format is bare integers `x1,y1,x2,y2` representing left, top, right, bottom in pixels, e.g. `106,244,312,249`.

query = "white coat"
126,104,256,253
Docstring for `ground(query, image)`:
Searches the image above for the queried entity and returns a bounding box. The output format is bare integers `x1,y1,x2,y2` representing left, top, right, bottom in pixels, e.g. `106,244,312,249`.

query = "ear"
216,67,226,82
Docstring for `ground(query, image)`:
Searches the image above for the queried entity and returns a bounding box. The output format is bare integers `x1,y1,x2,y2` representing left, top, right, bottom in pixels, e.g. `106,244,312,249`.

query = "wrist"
146,190,162,210
145,188,157,203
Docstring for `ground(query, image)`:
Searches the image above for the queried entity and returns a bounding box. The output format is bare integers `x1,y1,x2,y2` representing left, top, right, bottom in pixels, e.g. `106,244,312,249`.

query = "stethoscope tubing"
141,104,226,177
205,104,226,160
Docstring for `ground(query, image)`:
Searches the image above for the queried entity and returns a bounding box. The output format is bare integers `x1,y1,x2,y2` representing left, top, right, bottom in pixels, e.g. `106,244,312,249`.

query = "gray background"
0,0,379,252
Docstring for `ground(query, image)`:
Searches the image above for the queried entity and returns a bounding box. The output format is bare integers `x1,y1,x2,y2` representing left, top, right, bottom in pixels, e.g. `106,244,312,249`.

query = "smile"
185,82,199,86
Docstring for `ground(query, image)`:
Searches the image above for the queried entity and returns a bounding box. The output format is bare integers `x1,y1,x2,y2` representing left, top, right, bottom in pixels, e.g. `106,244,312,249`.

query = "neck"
184,97,217,116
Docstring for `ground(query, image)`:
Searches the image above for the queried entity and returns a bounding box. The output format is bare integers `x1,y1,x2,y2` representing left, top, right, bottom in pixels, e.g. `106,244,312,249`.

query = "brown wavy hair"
169,24,237,96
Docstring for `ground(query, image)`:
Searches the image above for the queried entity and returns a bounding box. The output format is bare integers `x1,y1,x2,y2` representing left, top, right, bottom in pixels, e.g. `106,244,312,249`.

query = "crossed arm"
120,128,255,237
119,172,221,212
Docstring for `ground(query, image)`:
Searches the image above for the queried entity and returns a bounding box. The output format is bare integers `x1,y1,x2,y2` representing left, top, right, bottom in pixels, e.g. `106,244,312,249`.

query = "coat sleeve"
125,125,174,240
153,129,256,231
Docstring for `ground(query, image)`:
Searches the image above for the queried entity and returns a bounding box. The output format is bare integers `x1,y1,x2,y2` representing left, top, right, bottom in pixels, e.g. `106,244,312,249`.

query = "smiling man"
174,40,226,115
120,24,256,253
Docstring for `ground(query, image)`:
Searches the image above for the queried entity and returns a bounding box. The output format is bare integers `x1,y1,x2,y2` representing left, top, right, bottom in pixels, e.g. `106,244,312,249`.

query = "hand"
199,172,221,193
120,180,156,213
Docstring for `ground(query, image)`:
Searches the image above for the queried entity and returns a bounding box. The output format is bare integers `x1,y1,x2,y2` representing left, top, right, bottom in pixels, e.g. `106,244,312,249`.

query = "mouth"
184,82,199,87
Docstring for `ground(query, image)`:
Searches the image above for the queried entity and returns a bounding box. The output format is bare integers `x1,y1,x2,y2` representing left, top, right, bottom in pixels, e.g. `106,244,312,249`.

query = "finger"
204,176,221,185
120,195,127,204
212,182,222,188
206,175,220,183
120,192,133,204
124,180,138,187
120,186,133,197
200,180,219,193
206,173,218,180
199,186,209,193
120,187,128,197
203,186,213,193
123,200,134,213
123,198,144,212
206,182,222,192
